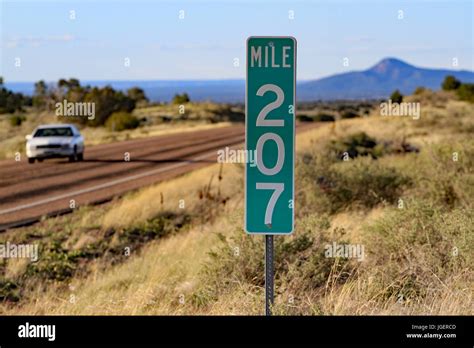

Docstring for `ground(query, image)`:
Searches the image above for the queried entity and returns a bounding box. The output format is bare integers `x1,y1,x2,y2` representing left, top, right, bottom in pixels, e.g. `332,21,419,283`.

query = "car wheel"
28,158,35,164
69,146,78,162
77,152,84,161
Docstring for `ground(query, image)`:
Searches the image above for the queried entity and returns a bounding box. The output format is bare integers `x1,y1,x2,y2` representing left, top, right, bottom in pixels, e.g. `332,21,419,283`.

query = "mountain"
5,58,474,102
298,58,474,100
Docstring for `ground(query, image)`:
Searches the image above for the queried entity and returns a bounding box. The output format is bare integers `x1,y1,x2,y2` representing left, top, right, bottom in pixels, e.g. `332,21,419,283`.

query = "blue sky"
1,0,472,82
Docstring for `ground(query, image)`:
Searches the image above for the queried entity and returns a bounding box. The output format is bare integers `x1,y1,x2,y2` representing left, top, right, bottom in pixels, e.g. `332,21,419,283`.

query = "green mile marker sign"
245,36,296,235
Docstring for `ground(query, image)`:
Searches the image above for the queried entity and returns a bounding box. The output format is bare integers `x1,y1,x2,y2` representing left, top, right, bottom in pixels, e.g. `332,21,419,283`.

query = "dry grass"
102,163,242,229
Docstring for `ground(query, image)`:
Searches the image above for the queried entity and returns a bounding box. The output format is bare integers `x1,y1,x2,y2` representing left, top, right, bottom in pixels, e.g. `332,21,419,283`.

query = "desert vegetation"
0,88,472,315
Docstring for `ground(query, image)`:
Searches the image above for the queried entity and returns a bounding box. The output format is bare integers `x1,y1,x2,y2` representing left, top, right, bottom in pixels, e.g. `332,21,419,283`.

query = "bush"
172,93,190,105
340,111,359,119
297,155,411,214
296,114,314,122
314,113,335,122
119,211,191,246
413,86,427,95
297,114,335,122
390,89,403,103
26,242,80,281
127,87,148,103
327,132,384,159
456,83,474,103
9,115,26,127
0,280,20,302
105,112,140,131
442,75,461,91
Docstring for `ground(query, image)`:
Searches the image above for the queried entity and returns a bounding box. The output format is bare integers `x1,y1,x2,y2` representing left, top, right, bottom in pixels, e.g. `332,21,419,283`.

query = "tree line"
0,77,32,114
1,77,194,129
30,78,148,127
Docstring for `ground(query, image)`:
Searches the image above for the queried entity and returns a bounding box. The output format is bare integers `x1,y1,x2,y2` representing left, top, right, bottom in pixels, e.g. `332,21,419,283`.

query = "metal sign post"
245,36,296,316
265,235,274,315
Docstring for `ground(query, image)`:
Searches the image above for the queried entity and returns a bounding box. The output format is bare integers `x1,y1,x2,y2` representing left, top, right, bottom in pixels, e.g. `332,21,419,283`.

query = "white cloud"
5,34,75,48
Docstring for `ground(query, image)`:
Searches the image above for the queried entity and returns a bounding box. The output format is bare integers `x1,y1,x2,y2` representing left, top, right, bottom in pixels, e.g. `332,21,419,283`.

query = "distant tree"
32,77,138,126
442,75,461,91
172,93,190,104
390,89,403,103
34,80,47,96
127,87,148,103
58,78,80,89
58,79,68,89
0,76,29,114
0,91,23,113
33,80,48,109
83,86,136,127
68,78,80,89
65,85,87,103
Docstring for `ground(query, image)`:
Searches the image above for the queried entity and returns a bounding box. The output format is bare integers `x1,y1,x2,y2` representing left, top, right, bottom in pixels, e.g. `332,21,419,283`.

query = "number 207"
255,83,289,227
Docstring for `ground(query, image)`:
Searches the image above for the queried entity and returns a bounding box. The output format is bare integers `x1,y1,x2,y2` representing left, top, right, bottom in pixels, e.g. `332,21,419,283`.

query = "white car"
26,124,84,163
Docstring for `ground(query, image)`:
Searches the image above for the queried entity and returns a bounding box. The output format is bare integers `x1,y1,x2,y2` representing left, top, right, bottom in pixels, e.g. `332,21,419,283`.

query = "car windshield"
34,127,74,137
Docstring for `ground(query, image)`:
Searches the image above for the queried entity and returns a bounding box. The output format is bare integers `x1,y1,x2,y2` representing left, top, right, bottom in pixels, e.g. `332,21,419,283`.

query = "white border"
244,36,297,235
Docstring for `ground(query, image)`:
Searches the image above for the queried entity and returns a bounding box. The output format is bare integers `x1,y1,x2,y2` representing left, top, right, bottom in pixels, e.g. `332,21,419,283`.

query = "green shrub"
456,83,474,103
172,93,190,105
327,132,384,159
26,242,80,281
105,112,140,131
413,86,426,95
127,87,148,103
340,111,359,119
296,114,314,122
314,113,335,122
297,156,411,214
0,280,20,302
297,114,335,122
390,89,403,103
442,75,461,91
119,211,191,245
9,115,26,127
